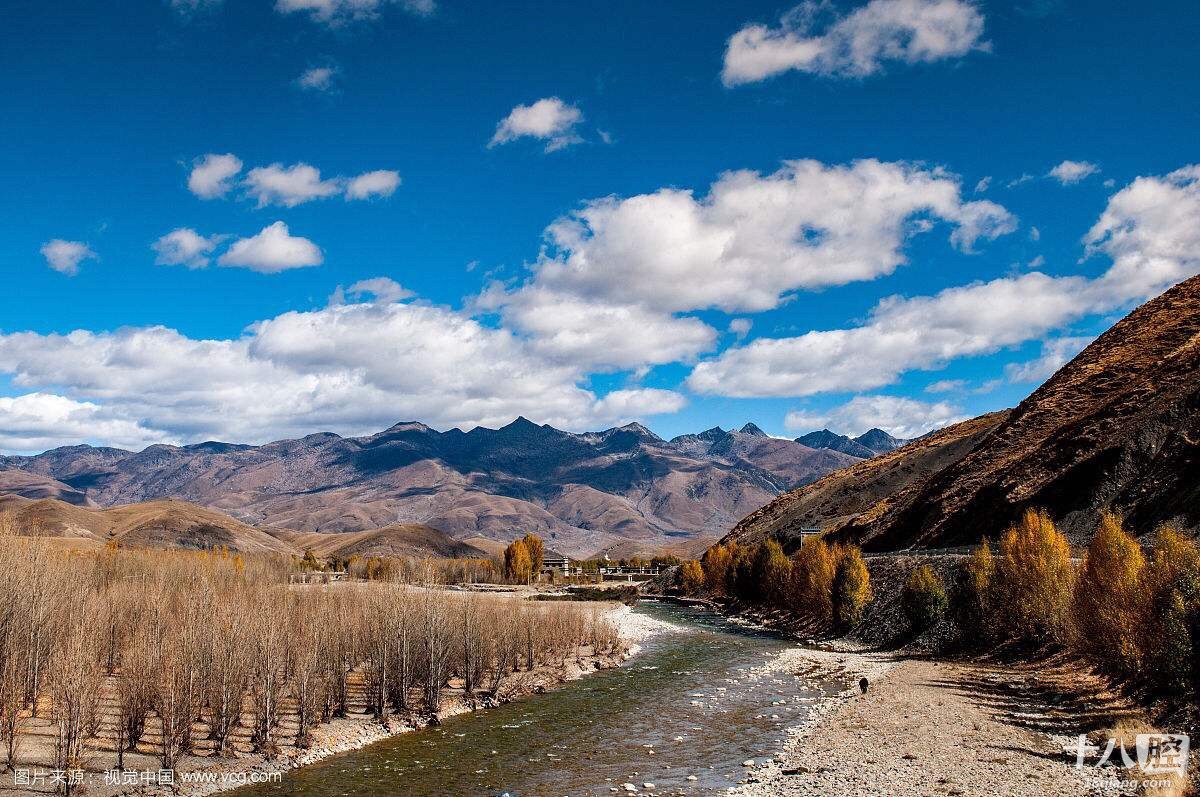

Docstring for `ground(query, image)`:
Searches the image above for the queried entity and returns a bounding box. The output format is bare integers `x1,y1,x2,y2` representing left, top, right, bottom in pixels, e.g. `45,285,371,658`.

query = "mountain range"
794,428,908,459
0,419,865,558
728,273,1200,551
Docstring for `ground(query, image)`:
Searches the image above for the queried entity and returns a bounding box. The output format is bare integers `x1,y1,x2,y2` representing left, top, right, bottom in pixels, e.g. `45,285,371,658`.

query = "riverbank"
731,650,1183,797
1,598,668,797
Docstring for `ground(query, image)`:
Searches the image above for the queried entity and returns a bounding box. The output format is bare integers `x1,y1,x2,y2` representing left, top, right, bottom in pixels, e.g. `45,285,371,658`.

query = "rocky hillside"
728,413,1009,551
794,428,908,458
0,419,861,557
729,274,1200,551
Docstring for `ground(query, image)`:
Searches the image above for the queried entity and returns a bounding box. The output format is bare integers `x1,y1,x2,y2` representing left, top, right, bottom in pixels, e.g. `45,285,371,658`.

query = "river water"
236,600,838,797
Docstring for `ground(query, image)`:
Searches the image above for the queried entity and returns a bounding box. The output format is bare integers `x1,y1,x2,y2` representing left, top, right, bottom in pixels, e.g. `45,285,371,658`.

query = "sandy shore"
731,648,1180,797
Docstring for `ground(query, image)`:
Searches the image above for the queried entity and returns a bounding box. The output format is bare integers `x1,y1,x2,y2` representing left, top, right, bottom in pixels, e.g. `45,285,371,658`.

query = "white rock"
622,783,638,793
742,759,755,767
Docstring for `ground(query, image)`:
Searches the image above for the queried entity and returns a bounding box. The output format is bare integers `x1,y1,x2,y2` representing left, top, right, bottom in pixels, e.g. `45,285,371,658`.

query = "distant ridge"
1,419,863,558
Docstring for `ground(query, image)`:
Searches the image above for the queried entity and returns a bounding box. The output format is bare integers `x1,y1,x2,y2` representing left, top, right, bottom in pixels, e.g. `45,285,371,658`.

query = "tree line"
680,508,1200,697
0,519,618,788
683,537,873,632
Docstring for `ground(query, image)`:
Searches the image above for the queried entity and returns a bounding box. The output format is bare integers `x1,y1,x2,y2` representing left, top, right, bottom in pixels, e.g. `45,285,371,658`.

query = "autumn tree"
1072,512,1146,675
504,539,533,584
952,539,996,644
520,534,545,577
994,509,1074,643
789,538,837,623
901,565,948,633
1142,525,1200,693
700,544,734,596
832,546,872,632
757,540,792,606
678,560,705,595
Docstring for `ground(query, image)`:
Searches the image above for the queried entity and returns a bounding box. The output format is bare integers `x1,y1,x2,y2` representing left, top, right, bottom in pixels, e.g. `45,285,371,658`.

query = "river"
235,600,840,797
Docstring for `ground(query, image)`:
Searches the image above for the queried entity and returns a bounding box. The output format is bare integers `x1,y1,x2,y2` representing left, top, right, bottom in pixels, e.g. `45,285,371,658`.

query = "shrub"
901,564,948,633
832,546,872,632
994,509,1074,643
1071,512,1146,675
789,538,837,623
952,539,996,644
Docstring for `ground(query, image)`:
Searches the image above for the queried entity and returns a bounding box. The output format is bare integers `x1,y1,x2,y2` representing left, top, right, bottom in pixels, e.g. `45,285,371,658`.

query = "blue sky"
1,0,1198,453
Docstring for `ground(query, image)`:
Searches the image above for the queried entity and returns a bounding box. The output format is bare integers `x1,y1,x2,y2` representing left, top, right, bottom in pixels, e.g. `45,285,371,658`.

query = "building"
542,550,571,573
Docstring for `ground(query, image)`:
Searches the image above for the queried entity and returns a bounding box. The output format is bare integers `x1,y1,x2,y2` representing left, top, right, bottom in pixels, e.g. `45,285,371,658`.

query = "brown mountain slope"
0,469,94,506
278,524,487,560
725,412,1009,551
0,495,296,553
731,274,1200,551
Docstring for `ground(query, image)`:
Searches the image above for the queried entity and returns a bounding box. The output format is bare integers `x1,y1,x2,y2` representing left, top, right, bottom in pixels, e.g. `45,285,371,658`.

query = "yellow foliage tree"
790,537,837,622
995,509,1074,643
832,546,872,632
758,540,792,605
520,534,545,575
1143,524,1200,692
503,539,533,584
678,560,705,595
953,538,996,643
700,543,734,596
1072,512,1146,674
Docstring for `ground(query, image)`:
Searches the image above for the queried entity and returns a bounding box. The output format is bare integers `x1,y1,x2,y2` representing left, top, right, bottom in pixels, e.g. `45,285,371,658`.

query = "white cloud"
188,153,243,199
483,158,1012,373
0,393,170,455
729,318,753,338
785,395,966,438
40,240,97,276
218,222,323,273
345,277,414,303
1083,166,1200,303
1048,159,1100,185
190,155,400,205
974,175,991,193
723,0,987,85
523,159,1012,313
345,169,401,200
688,271,1087,397
689,165,1200,399
1004,336,1094,384
489,98,583,152
479,285,718,371
0,301,683,451
152,228,222,269
924,378,966,393
244,163,343,207
275,0,434,24
593,388,688,420
297,66,337,92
